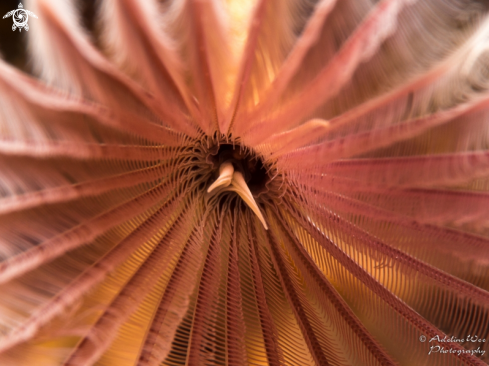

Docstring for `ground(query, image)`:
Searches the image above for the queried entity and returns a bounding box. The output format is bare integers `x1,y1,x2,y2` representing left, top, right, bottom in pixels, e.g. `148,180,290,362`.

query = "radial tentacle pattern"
0,0,489,365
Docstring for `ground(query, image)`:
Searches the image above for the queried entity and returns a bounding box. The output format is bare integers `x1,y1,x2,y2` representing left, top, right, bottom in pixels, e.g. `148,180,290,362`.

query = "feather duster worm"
0,0,489,365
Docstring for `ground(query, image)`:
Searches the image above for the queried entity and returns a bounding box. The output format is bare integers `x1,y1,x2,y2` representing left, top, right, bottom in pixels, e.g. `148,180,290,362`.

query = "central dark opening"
208,144,269,194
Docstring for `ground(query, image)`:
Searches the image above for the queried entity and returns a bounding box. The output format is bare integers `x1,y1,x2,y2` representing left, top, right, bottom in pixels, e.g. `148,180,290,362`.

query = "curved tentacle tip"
207,162,268,230
207,161,234,193
230,171,268,230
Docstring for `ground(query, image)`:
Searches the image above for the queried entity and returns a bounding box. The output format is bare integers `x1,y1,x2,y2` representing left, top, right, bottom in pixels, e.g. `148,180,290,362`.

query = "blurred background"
0,0,28,70
0,0,97,72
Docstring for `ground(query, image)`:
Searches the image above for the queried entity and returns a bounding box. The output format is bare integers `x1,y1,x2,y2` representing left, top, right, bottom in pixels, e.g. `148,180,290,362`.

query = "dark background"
0,0,28,70
0,0,97,72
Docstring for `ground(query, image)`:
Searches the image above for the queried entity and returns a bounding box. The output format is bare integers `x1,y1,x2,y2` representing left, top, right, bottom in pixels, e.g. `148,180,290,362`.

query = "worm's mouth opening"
202,142,273,229
207,144,269,195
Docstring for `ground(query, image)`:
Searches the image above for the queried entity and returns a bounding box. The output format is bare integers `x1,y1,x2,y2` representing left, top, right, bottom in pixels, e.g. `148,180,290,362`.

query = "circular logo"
419,335,426,342
12,9,28,28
